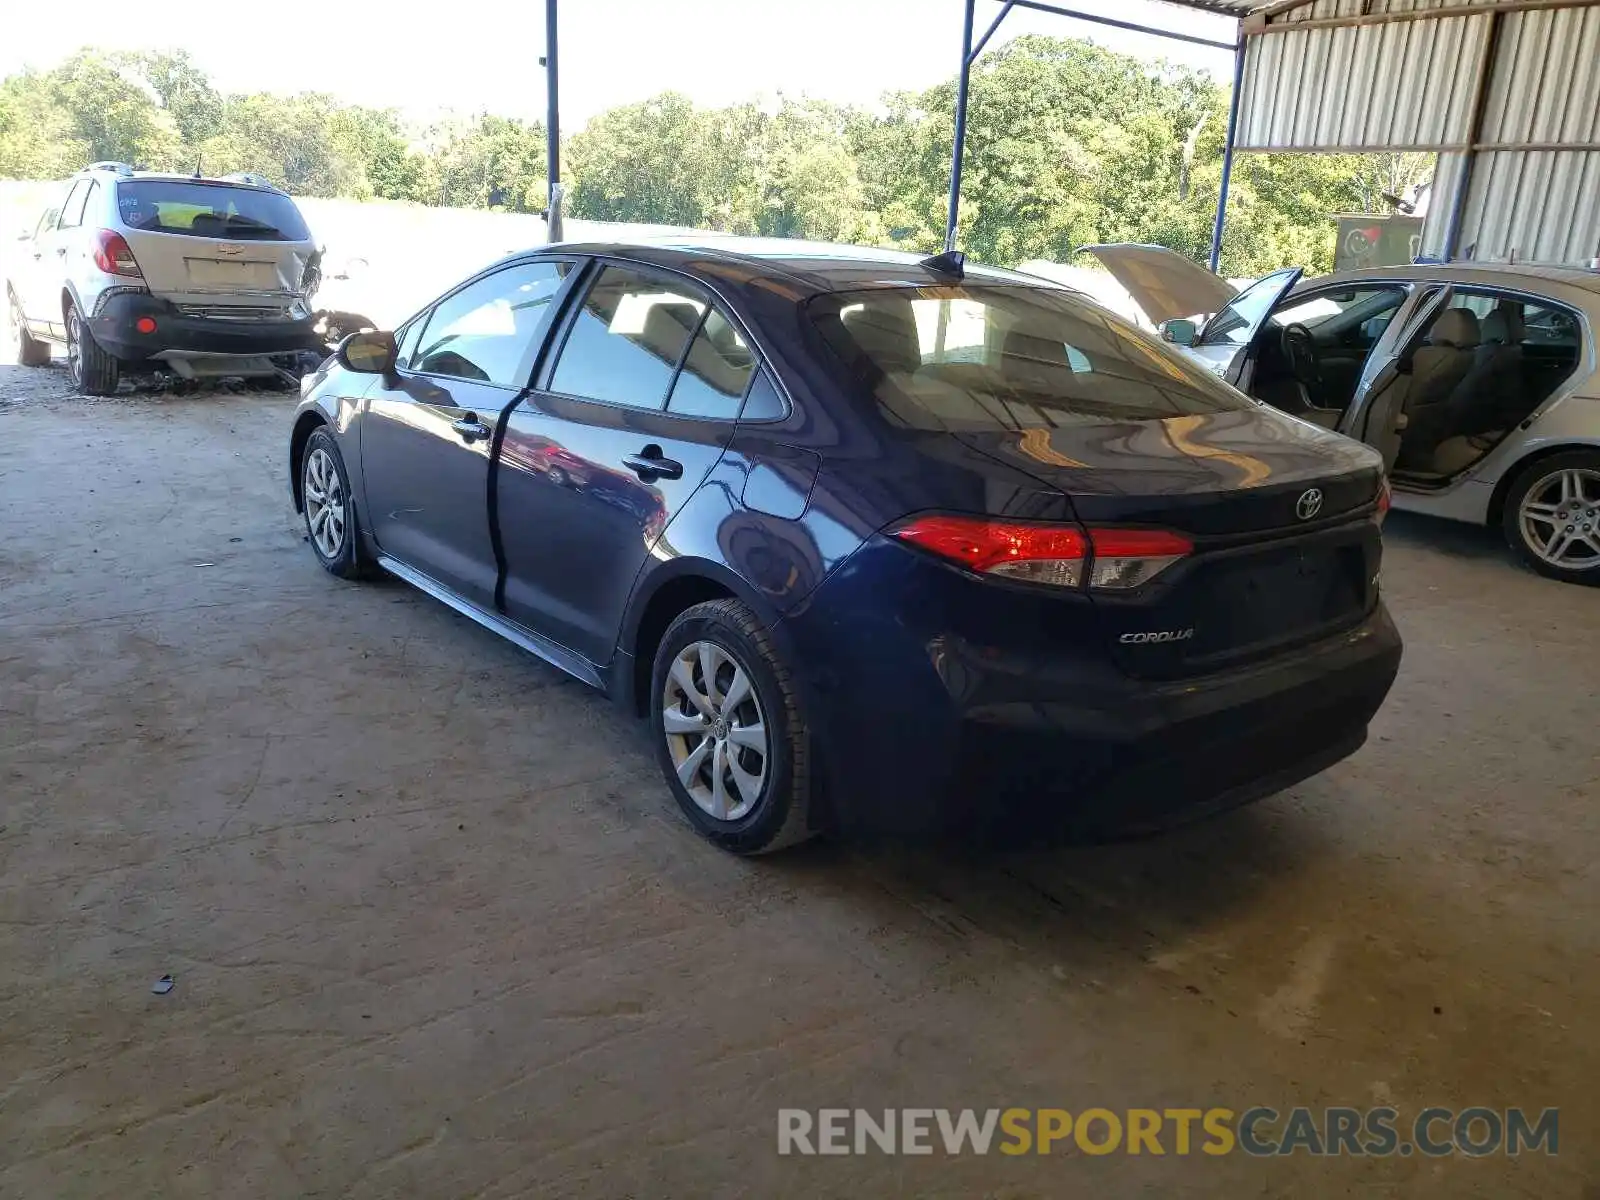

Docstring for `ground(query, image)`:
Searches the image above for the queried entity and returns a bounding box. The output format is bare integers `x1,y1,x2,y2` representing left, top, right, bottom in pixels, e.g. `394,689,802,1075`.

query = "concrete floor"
1,359,1595,1198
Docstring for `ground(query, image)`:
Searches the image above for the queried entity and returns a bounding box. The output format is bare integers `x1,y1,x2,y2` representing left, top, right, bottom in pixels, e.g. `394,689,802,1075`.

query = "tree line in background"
0,42,1433,275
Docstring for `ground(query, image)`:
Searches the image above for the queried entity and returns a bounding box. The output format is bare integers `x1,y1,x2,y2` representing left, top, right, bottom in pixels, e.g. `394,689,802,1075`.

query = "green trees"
0,40,1434,275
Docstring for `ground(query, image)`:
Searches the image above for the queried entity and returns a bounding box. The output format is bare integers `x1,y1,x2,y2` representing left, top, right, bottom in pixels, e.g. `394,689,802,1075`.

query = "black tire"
301,426,380,581
1500,450,1600,585
650,598,815,855
8,290,50,367
66,302,119,396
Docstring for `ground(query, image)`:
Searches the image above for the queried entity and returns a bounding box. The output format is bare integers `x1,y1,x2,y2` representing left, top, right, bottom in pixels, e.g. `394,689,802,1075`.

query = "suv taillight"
1375,477,1392,525
93,230,143,278
889,515,1191,591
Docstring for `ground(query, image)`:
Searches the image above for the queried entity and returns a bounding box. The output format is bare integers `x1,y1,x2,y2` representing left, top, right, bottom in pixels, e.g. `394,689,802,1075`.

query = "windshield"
115,181,311,241
808,285,1255,430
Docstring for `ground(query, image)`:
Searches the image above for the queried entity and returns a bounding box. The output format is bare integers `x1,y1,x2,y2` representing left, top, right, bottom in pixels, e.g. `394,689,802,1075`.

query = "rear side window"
115,181,312,241
549,266,707,410
667,309,756,418
740,372,786,421
411,261,571,388
58,180,93,230
810,285,1253,430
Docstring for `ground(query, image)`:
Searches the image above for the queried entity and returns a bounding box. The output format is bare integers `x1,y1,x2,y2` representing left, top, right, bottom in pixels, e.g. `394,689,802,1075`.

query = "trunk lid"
121,228,317,313
955,409,1385,678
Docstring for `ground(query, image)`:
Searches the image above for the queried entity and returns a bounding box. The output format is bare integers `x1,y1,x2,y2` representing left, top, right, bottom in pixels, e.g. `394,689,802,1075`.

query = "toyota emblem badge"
1296,488,1324,521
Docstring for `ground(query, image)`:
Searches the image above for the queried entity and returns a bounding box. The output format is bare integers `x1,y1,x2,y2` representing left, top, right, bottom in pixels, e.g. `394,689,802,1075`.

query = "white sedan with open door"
1084,244,1600,584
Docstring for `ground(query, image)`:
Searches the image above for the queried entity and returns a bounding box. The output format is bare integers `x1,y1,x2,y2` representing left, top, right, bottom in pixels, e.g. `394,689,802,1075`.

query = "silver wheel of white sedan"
1518,466,1600,572
303,446,348,559
661,639,769,821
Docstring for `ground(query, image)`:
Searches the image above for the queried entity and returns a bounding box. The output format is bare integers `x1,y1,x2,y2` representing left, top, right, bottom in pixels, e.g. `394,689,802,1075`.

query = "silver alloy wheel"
1519,467,1600,570
66,309,82,387
661,639,769,821
303,446,348,559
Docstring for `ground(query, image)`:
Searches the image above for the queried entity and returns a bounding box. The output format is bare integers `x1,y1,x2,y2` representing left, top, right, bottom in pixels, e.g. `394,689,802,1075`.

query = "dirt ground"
1,350,1595,1199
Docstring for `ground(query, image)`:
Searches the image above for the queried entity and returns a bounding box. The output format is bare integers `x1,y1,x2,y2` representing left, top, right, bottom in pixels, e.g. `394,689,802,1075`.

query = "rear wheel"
1502,450,1600,584
650,598,814,854
8,290,49,367
65,302,119,395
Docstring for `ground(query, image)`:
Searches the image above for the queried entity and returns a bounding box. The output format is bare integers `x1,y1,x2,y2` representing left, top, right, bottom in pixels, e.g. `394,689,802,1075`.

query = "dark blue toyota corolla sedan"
289,237,1402,853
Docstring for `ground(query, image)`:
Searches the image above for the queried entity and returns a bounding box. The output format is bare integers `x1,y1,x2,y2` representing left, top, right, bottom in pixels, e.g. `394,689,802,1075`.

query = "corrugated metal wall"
1238,0,1600,263
1238,8,1490,150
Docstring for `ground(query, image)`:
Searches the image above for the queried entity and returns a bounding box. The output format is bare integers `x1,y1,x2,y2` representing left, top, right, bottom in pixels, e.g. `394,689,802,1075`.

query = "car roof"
78,167,286,194
1316,261,1600,298
523,236,1064,298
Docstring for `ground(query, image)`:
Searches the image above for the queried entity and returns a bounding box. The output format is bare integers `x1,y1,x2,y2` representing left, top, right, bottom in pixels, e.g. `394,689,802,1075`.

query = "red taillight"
93,230,142,278
888,515,1191,590
890,515,1089,587
134,316,157,335
1375,478,1392,525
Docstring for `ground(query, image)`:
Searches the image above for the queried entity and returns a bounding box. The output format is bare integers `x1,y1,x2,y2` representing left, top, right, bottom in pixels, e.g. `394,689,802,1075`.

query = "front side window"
411,261,571,387
114,181,312,241
549,266,707,410
810,285,1253,430
1202,268,1301,346
1270,286,1406,347
32,197,64,239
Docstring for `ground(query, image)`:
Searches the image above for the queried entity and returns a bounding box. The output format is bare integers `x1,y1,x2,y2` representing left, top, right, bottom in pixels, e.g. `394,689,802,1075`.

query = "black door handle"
622,446,683,481
451,415,490,442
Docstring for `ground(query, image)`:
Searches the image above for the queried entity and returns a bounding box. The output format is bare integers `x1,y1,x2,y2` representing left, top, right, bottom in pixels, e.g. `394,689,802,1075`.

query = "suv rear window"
115,181,311,242
809,285,1253,430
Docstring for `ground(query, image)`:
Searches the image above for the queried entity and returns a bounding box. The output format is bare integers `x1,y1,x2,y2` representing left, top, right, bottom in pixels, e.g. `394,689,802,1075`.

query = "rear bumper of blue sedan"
774,537,1403,838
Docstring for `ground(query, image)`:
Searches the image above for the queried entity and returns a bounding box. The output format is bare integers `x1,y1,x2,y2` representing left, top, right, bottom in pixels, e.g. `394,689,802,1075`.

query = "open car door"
1202,267,1305,387
1342,285,1454,472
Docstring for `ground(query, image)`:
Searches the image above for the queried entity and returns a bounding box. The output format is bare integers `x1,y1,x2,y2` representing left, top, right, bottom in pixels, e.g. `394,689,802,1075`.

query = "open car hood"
1077,243,1240,326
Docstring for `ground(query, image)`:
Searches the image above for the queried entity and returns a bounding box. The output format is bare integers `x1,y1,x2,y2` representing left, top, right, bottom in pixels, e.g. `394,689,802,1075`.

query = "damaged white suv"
6,163,325,394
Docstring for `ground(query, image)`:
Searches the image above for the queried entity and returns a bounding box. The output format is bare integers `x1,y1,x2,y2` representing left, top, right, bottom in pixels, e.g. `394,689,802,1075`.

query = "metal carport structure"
942,0,1600,268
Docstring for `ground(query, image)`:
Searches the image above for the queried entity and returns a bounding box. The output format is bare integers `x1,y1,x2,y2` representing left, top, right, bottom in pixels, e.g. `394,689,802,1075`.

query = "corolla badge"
1296,487,1325,520
1119,629,1195,644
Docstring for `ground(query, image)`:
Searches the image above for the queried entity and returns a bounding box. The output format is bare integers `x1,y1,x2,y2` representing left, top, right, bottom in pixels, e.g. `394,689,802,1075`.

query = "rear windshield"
115,181,310,242
809,284,1254,430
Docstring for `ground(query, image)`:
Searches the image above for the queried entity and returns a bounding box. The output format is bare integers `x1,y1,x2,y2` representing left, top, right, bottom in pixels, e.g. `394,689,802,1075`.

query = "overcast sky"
3,0,1237,128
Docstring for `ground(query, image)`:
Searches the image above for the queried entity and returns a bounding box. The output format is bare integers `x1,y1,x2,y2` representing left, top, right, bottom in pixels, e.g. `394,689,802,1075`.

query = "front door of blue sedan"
357,260,572,609
497,263,761,664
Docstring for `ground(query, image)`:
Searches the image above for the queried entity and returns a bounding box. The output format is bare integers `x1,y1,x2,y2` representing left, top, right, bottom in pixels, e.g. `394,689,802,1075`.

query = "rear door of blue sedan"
497,261,760,664
357,259,574,608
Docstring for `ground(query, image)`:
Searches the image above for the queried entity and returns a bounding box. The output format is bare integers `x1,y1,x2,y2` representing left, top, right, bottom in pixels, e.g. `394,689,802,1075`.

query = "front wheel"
66,303,119,395
1502,451,1600,584
301,427,379,580
650,598,815,854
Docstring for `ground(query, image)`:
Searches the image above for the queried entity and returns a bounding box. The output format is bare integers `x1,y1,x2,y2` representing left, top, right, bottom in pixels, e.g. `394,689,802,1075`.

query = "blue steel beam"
1209,31,1246,273
945,0,1243,257
969,0,1017,64
945,0,979,252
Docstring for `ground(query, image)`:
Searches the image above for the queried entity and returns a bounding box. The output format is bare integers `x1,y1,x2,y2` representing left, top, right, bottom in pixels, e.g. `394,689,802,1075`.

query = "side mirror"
336,329,397,375
1161,318,1198,346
